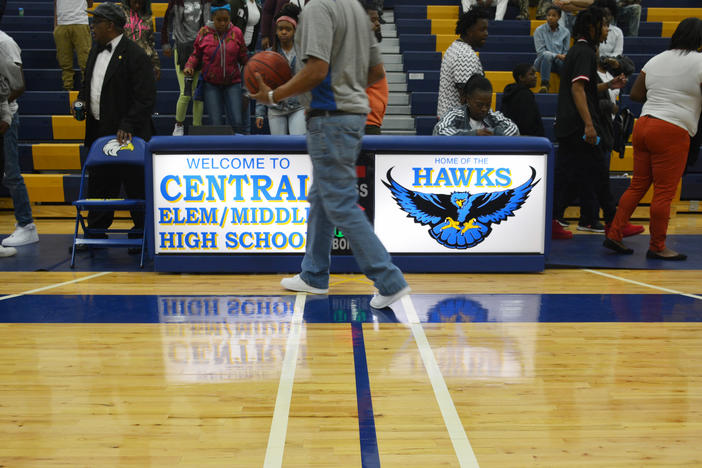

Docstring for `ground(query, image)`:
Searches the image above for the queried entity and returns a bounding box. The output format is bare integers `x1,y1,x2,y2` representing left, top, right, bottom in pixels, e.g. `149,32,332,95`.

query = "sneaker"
604,222,645,238
576,222,605,233
538,86,548,93
370,286,411,309
172,123,184,136
280,274,328,294
551,219,573,239
556,218,570,228
0,246,17,257
2,223,39,247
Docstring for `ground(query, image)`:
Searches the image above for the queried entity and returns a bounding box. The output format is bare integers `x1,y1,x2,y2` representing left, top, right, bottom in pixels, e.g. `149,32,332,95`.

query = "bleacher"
390,0,702,208
0,0,701,211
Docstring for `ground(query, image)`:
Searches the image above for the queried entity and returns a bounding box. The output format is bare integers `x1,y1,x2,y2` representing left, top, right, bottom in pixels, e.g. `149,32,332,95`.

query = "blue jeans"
558,11,577,34
268,108,306,135
534,54,564,85
301,113,407,296
203,81,244,133
2,113,33,226
617,4,641,37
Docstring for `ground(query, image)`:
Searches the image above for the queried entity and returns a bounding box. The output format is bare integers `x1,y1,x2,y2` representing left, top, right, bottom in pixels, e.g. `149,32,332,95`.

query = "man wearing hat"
71,1,156,244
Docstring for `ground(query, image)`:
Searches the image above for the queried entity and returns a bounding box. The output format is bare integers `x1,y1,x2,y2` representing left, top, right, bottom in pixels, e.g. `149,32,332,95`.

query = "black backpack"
686,114,702,173
613,107,635,158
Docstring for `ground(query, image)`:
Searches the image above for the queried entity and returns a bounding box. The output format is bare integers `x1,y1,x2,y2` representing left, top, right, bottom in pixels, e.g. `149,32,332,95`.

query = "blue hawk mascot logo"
383,166,539,249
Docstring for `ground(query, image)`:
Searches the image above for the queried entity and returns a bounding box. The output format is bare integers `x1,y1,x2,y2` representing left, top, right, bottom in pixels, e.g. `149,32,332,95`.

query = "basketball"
243,51,293,95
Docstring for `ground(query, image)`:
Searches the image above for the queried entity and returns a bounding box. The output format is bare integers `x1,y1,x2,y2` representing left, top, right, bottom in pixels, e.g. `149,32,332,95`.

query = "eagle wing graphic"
467,166,539,225
382,168,457,226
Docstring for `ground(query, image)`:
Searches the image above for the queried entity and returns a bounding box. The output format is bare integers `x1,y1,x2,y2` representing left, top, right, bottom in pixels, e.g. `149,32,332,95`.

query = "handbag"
175,41,195,71
192,38,222,101
686,114,702,172
612,107,635,157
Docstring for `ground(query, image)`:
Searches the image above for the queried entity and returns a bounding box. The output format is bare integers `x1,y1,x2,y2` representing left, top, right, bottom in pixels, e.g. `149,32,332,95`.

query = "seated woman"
433,74,519,137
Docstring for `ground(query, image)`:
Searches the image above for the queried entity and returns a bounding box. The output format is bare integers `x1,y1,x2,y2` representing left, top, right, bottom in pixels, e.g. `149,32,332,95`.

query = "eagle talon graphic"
462,218,479,234
383,166,539,249
441,217,460,231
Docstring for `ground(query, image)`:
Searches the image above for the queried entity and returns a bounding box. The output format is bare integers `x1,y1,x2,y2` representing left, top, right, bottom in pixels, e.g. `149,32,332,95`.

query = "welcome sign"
374,153,548,254
152,153,313,254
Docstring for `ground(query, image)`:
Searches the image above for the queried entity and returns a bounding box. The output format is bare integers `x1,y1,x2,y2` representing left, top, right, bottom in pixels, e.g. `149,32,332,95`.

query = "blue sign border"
146,135,554,273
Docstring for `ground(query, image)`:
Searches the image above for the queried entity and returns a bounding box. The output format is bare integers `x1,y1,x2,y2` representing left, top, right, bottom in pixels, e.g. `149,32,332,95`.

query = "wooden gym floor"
1,212,701,467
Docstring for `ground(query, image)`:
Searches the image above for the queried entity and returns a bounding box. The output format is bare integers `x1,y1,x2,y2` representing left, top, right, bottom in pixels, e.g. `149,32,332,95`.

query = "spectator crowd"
0,0,700,263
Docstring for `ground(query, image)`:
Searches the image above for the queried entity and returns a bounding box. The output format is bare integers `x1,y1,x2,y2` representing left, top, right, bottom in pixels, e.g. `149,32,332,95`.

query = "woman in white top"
604,17,702,260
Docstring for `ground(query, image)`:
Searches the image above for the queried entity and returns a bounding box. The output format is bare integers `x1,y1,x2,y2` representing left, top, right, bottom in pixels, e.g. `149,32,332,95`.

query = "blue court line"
351,323,381,468
1,294,701,323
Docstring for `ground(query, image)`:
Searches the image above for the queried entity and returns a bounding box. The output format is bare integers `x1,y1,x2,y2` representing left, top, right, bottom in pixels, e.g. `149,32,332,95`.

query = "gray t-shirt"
297,0,382,114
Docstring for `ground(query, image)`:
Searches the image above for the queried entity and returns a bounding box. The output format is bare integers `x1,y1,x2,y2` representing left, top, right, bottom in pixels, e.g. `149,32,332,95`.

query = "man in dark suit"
71,2,156,239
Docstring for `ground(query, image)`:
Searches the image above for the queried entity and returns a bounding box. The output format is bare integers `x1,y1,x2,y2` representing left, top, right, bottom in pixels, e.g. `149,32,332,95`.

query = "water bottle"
184,76,193,97
18,7,24,16
73,101,85,121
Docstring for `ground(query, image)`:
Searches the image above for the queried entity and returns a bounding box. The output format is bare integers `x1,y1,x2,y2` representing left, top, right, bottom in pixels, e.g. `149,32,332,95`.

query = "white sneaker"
172,123,185,136
2,223,39,247
370,286,411,309
0,246,17,257
280,274,329,294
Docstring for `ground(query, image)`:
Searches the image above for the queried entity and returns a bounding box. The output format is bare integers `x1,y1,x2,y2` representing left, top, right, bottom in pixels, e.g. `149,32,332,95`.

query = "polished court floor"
1,214,702,466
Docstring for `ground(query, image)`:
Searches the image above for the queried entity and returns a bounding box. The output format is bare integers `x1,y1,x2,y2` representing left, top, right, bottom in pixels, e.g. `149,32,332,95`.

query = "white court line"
583,269,702,300
401,295,481,468
263,293,306,468
0,271,112,302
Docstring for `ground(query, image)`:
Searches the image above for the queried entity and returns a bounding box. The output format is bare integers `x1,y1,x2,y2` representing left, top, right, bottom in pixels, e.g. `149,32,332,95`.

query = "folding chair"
70,135,147,268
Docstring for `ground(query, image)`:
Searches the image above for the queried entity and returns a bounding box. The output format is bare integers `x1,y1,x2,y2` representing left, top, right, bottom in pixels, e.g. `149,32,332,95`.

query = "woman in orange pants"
603,17,702,260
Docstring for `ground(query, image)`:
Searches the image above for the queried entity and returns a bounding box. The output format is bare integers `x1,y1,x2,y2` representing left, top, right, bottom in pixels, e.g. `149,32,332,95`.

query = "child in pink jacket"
184,0,248,132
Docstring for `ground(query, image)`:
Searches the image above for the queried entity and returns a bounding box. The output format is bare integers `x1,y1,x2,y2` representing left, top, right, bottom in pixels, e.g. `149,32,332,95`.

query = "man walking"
0,29,39,249
250,0,410,308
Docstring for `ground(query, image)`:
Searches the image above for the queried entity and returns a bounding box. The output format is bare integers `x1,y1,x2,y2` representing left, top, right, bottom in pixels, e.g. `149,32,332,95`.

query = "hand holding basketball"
244,51,293,95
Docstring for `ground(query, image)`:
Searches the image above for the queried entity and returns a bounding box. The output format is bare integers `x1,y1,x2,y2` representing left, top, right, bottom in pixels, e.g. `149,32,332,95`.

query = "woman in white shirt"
604,17,702,260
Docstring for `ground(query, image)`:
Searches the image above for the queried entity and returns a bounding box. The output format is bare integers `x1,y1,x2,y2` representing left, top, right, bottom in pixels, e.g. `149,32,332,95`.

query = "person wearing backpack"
575,51,644,235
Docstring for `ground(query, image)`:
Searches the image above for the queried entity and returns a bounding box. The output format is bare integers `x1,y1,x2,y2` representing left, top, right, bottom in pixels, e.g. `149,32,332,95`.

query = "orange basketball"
243,51,293,94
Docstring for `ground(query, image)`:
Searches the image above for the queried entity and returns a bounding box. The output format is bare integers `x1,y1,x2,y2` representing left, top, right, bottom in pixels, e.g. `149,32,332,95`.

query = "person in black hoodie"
500,63,544,137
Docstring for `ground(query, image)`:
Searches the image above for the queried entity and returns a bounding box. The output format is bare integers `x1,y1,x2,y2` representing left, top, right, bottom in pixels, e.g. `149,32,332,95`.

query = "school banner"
374,153,548,254
152,153,312,254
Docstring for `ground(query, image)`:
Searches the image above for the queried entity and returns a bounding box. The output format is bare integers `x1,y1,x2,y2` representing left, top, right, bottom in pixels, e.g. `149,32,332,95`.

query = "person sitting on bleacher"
533,6,570,93
615,0,640,37
500,63,544,136
461,0,508,21
434,74,519,137
437,6,489,119
597,0,622,58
